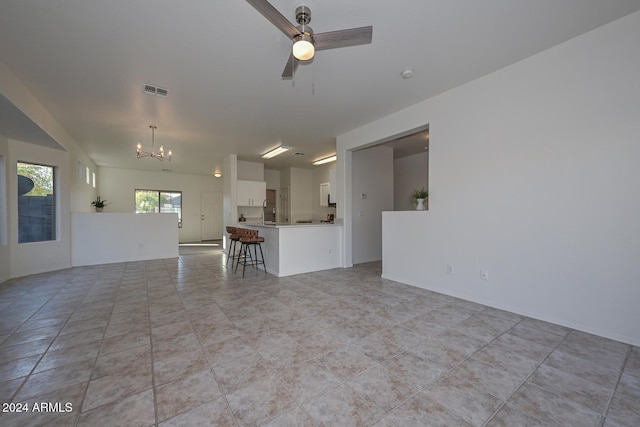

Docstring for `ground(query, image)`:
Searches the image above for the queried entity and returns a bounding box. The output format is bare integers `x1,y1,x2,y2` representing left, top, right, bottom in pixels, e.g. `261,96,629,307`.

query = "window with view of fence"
135,189,182,227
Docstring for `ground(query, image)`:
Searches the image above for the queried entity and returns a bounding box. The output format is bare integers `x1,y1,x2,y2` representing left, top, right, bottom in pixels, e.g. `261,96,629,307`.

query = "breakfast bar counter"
244,222,343,277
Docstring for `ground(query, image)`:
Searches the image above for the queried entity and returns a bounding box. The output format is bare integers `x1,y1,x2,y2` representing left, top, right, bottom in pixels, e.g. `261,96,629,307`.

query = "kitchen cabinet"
320,182,330,207
320,168,337,207
329,168,336,204
237,180,266,206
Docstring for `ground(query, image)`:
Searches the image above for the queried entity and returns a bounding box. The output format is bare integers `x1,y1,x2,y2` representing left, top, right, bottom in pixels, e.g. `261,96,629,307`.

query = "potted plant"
91,196,108,212
411,188,428,211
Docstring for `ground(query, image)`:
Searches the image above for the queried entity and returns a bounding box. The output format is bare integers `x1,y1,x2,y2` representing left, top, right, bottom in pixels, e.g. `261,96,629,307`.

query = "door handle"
201,215,205,220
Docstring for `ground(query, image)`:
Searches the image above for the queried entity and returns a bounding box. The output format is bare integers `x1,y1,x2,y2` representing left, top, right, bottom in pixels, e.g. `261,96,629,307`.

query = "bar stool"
225,226,241,268
234,228,267,277
231,227,251,271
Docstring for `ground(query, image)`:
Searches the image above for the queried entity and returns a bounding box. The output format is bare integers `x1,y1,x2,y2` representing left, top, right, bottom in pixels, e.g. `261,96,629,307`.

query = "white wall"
289,167,313,223
264,169,280,191
311,164,337,221
69,145,100,214
238,160,264,181
8,140,72,277
0,62,99,214
222,154,238,248
72,213,178,266
1,61,99,281
98,167,221,243
351,146,394,264
339,12,640,345
394,152,429,211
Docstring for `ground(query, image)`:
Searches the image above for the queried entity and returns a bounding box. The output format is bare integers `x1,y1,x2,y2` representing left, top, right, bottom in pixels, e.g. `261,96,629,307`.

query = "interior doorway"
346,124,429,266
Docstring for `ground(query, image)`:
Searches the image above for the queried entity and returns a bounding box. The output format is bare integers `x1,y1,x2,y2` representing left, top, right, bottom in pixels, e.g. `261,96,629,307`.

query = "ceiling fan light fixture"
246,1,372,78
292,34,314,60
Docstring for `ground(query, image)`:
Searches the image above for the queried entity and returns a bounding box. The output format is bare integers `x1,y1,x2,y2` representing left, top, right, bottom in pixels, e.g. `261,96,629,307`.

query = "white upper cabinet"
237,180,266,206
329,168,336,204
320,182,330,207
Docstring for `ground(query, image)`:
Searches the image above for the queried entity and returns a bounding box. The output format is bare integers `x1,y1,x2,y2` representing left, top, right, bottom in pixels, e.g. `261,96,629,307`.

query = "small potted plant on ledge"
411,188,428,211
91,196,108,212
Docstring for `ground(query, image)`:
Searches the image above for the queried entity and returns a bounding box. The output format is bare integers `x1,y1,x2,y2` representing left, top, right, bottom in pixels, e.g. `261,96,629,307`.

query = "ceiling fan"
246,0,373,79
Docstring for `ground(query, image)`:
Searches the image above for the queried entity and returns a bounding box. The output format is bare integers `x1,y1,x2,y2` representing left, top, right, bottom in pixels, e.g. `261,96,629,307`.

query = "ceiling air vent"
143,83,169,97
143,84,156,95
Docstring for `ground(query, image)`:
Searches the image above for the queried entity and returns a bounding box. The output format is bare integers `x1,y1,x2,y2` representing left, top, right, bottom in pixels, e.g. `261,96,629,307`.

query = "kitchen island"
244,222,343,277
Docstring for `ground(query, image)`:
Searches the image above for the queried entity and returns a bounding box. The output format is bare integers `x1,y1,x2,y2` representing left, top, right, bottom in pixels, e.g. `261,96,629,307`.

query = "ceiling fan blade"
314,26,373,51
246,0,300,38
281,53,299,79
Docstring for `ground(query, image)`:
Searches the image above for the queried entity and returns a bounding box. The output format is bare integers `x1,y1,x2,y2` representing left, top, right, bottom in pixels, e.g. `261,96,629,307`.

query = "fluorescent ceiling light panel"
262,145,291,159
312,155,337,165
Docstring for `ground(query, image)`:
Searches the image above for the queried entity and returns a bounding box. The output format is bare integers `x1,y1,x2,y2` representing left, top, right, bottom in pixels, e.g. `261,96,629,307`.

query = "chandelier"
136,125,171,161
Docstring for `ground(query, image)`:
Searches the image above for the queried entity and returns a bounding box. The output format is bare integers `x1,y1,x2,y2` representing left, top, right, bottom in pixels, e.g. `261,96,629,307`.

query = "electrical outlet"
481,269,489,281
447,264,454,275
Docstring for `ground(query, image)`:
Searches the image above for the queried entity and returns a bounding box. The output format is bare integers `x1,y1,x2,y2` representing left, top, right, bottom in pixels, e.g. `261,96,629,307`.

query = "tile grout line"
73,266,126,426
169,256,241,427
6,273,99,419
489,326,585,426
600,345,633,426
476,317,562,426
148,259,165,427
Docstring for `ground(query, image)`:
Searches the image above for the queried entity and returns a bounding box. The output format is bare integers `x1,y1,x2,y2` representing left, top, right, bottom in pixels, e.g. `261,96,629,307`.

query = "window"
18,162,56,243
92,172,96,188
85,166,90,185
135,189,182,227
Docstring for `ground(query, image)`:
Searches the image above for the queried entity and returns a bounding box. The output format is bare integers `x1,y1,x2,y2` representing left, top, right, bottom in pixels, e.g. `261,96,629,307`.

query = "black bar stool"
234,228,267,277
225,226,241,268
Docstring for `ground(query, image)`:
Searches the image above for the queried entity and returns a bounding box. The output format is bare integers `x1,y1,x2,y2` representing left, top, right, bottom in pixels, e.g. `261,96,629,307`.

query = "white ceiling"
1,1,639,174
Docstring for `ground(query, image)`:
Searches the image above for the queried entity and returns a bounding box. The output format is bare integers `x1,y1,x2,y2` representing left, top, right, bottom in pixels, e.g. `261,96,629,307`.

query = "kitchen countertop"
247,222,341,228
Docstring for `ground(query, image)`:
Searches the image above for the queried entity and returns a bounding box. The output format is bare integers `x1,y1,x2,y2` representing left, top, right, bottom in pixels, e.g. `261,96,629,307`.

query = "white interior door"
201,191,222,241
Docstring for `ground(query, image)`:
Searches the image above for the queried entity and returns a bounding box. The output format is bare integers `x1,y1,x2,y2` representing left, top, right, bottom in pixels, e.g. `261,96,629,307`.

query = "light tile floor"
0,249,638,426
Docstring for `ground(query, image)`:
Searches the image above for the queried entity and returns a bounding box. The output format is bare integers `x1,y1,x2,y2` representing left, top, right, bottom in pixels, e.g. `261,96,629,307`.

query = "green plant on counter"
91,196,108,208
411,188,428,200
